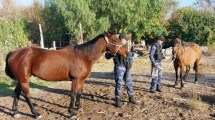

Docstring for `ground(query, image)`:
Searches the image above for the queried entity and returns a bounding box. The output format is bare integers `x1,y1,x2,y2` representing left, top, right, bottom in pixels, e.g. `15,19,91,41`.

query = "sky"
16,0,42,6
16,0,197,7
179,0,196,7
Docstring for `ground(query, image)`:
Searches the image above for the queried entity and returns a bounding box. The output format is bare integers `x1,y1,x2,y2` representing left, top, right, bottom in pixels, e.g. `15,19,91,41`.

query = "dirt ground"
0,54,215,120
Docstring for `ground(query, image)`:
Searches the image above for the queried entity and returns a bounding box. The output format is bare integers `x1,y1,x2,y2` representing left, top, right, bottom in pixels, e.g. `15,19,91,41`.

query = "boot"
115,98,122,107
129,96,138,105
156,86,162,92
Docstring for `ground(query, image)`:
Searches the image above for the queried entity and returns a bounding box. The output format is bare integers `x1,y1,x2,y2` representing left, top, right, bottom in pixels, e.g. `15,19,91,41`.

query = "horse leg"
174,63,179,87
194,60,200,83
180,65,185,88
12,83,22,118
183,66,190,82
20,81,42,119
75,88,83,111
69,79,83,118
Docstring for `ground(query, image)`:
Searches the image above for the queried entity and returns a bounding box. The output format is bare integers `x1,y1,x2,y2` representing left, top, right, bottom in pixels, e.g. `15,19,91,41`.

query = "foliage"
0,18,29,54
89,0,175,41
168,7,215,45
41,0,176,43
40,0,108,45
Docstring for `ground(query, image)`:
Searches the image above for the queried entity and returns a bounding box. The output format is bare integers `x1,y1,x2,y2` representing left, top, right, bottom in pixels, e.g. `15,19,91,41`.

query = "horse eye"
113,39,118,43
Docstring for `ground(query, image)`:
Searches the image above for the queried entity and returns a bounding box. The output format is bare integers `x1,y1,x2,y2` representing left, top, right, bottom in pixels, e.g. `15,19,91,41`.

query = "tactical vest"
113,55,128,66
154,43,164,61
113,52,133,66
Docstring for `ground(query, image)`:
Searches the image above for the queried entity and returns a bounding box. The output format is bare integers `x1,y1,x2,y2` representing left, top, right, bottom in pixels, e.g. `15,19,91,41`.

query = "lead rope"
164,46,179,71
166,56,176,70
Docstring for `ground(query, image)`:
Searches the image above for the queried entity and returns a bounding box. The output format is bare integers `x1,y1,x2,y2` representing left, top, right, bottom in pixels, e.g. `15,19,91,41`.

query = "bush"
0,18,29,55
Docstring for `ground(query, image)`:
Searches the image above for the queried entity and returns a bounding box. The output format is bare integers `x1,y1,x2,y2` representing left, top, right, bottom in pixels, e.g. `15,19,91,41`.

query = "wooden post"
53,41,56,50
79,22,83,44
39,24,44,48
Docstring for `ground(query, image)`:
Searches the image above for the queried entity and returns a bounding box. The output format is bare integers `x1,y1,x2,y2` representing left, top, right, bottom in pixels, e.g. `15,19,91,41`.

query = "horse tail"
5,51,15,80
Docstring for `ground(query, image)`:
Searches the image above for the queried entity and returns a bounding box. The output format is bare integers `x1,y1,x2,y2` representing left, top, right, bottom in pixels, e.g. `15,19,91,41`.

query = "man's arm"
149,45,156,65
105,52,114,59
162,43,173,49
127,52,133,69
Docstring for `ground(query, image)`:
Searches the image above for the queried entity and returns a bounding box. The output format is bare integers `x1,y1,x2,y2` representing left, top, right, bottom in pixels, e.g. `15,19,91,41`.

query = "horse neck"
86,38,106,63
176,44,185,58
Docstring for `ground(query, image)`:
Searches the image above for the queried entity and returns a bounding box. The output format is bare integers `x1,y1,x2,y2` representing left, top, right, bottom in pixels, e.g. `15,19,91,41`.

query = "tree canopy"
0,0,214,51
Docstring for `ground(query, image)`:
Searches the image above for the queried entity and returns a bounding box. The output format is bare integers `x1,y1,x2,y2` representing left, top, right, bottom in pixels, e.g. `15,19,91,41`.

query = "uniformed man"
105,34,138,107
149,35,172,93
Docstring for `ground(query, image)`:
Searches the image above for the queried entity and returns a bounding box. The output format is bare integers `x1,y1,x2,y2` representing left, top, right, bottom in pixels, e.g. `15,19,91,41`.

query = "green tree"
168,7,215,45
89,0,177,41
0,18,29,53
42,0,110,44
0,0,30,53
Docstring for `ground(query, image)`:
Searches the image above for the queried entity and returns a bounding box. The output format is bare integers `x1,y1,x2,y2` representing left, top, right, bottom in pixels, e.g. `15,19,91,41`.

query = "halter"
104,36,123,55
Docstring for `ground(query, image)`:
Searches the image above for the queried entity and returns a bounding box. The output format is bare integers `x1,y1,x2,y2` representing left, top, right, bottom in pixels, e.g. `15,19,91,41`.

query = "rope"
166,56,176,70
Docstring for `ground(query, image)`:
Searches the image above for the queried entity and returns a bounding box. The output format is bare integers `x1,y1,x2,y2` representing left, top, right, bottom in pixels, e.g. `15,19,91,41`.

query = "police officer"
149,36,172,93
105,34,138,107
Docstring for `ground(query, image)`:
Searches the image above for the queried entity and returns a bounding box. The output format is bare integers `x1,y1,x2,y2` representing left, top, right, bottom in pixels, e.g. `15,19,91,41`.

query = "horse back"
182,44,202,65
7,47,71,81
187,44,202,59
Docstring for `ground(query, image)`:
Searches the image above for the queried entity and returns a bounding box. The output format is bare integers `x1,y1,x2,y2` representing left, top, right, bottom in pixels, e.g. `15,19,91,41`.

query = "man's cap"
157,35,165,41
119,34,128,40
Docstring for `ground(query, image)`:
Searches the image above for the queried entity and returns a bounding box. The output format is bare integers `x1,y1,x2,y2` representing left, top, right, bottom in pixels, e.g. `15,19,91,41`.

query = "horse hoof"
14,113,21,118
71,115,77,119
36,115,42,119
78,108,83,111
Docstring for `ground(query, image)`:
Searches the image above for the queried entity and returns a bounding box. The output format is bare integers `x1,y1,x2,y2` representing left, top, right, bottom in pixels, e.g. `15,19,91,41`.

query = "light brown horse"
5,32,128,119
172,35,202,88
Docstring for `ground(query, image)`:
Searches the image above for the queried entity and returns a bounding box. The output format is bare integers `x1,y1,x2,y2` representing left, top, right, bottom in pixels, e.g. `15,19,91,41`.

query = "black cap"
119,34,128,40
157,35,165,41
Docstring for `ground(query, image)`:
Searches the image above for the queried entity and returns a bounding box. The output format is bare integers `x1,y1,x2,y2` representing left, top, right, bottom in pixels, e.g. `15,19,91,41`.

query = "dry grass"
179,90,200,100
187,99,209,112
204,47,215,56
162,93,174,101
179,90,210,111
199,62,215,73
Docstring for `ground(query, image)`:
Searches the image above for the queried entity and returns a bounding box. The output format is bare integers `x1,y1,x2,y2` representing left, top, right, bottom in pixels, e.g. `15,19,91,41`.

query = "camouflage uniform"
113,52,133,99
105,34,138,107
149,43,163,92
149,41,172,92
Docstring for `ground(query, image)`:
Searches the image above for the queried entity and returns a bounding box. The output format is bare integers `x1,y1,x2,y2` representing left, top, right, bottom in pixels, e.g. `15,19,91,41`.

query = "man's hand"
153,62,158,67
153,63,162,70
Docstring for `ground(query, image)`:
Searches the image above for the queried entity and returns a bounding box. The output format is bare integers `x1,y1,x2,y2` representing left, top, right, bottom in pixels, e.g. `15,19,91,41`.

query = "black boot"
129,96,138,105
156,86,162,92
115,98,122,107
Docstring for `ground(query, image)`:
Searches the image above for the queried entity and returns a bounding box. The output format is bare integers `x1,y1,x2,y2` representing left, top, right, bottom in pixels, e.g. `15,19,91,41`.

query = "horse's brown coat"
5,32,128,118
172,35,202,88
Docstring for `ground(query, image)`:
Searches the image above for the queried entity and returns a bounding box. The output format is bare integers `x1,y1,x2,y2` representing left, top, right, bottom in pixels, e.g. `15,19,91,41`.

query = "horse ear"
104,31,112,38
178,35,182,39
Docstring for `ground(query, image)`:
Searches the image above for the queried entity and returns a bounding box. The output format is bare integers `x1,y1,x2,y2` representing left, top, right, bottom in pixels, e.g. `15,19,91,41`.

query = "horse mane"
74,34,104,51
61,34,105,56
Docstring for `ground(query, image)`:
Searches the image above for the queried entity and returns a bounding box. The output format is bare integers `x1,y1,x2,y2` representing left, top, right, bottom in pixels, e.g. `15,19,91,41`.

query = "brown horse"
172,35,202,88
5,32,128,119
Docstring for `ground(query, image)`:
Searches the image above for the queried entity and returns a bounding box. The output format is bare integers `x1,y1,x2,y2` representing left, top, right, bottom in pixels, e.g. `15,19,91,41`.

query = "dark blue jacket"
150,43,172,65
105,52,133,69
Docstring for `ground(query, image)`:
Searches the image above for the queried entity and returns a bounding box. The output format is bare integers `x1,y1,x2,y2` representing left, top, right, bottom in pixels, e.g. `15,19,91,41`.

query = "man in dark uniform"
105,34,138,107
149,36,172,93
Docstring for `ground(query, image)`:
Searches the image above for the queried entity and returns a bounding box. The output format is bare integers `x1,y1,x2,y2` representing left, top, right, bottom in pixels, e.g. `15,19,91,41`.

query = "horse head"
104,31,128,57
172,35,182,57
